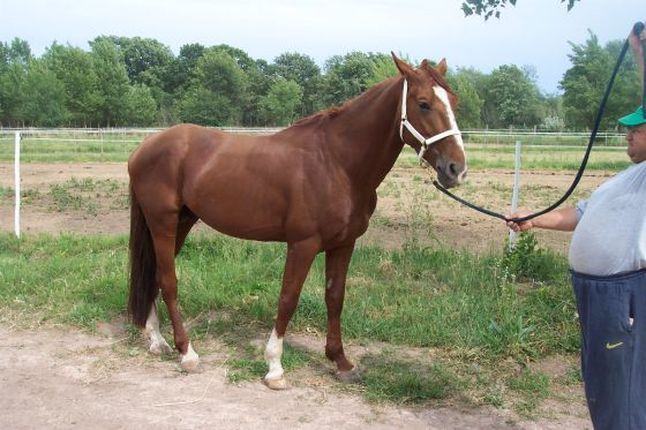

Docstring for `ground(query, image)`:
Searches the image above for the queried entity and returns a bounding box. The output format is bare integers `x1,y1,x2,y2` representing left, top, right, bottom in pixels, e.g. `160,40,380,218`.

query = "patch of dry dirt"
0,325,592,430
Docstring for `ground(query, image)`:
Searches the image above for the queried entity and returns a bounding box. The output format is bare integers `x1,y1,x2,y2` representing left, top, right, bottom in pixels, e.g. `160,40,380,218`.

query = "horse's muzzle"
436,158,467,189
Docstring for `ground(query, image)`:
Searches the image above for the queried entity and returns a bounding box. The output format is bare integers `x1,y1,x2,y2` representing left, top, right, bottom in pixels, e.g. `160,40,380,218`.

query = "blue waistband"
570,268,646,282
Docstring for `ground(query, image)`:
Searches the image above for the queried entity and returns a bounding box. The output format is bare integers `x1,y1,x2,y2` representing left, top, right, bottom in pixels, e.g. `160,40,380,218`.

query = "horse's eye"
418,101,431,112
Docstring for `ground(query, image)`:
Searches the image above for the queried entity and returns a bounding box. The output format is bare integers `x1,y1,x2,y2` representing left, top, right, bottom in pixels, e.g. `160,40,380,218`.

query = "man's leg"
572,271,633,430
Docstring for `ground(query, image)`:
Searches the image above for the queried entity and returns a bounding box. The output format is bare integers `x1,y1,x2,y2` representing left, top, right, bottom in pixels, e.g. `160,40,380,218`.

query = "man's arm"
506,207,578,233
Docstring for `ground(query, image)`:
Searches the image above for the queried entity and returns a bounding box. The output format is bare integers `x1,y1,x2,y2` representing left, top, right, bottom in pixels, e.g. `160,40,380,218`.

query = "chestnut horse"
127,53,467,389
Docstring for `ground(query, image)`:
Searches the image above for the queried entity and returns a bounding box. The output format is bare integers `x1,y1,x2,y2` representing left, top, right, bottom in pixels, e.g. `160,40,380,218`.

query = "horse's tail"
128,185,157,328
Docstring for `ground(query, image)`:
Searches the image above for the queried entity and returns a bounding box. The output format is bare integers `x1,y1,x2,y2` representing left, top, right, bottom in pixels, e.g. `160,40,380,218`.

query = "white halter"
399,79,462,166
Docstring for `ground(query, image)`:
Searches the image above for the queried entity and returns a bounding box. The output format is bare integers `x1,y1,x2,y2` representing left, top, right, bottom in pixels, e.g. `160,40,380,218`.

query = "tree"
540,94,565,130
124,84,158,126
90,38,131,126
19,58,67,126
241,59,272,126
259,78,303,125
451,67,490,126
178,49,246,125
461,0,580,19
0,38,32,125
365,54,398,87
269,52,322,117
560,32,640,129
94,36,173,85
212,44,257,72
320,52,376,108
43,43,102,126
448,72,484,128
485,64,542,127
94,36,175,116
6,37,31,65
178,86,237,126
166,43,205,94
195,48,246,103
0,62,26,126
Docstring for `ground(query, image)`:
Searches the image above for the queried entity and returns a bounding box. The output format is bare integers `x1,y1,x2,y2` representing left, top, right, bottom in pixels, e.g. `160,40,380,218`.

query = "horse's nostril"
448,162,458,178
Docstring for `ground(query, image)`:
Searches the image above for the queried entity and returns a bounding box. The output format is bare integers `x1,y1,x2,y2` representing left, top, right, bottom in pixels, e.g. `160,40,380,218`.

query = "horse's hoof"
149,340,173,356
264,376,288,390
180,357,202,373
336,365,361,384
180,343,201,373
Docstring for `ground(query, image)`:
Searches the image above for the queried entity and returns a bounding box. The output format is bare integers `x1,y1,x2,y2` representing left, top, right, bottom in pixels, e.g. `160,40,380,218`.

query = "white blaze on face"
264,328,284,381
433,86,465,150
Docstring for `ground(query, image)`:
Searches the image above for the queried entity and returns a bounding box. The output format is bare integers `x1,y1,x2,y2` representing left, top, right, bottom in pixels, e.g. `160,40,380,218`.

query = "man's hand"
506,210,535,233
630,22,645,76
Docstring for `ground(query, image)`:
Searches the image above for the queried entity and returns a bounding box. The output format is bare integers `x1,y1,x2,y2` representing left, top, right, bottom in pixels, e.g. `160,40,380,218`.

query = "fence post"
508,140,521,247
14,131,21,238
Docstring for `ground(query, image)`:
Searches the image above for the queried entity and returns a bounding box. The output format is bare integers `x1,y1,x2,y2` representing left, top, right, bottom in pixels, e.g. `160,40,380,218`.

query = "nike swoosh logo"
606,342,624,350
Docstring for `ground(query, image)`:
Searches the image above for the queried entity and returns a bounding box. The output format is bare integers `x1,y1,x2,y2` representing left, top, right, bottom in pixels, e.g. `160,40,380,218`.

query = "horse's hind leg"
149,214,200,372
325,242,360,382
145,300,173,355
175,206,199,256
141,208,198,357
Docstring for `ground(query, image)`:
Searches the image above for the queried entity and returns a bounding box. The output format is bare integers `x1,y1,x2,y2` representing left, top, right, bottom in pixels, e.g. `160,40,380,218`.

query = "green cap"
618,106,646,127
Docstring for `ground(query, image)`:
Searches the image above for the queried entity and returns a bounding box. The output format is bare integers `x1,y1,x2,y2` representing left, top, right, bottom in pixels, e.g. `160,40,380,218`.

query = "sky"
1,0,643,94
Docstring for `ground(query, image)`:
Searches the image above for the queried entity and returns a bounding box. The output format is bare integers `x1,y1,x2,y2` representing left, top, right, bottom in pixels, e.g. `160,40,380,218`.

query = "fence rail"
0,127,627,148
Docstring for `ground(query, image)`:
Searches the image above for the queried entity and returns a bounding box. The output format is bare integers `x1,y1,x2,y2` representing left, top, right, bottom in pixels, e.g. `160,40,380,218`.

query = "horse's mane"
290,77,398,129
290,106,342,128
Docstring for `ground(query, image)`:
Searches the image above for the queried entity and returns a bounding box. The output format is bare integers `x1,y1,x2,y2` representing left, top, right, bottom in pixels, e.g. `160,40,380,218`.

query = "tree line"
0,32,639,130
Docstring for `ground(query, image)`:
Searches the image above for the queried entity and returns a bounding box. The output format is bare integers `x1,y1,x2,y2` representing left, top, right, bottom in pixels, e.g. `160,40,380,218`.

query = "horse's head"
392,53,467,188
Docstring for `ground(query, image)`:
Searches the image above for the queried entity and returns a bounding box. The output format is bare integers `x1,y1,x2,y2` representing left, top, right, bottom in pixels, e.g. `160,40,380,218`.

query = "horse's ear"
391,51,413,76
436,58,448,76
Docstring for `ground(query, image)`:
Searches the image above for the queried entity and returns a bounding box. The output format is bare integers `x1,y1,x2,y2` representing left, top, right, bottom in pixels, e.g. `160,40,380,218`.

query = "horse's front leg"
264,238,320,390
325,242,360,382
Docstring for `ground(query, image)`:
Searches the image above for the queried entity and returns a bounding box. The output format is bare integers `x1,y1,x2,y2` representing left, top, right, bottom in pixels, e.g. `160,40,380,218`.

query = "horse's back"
129,124,219,174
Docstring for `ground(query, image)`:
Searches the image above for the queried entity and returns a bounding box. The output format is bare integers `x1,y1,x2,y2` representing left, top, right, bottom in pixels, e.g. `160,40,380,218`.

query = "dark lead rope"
433,22,644,224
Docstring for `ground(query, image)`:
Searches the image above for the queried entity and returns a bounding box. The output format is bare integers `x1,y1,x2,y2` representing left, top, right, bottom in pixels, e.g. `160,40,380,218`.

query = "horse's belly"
198,213,286,242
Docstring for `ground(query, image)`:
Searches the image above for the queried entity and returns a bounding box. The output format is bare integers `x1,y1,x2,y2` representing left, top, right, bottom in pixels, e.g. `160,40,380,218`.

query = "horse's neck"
325,77,404,190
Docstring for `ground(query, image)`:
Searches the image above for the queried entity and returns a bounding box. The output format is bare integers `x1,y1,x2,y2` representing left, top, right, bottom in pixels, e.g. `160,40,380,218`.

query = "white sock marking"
264,328,284,381
182,342,199,364
145,303,172,354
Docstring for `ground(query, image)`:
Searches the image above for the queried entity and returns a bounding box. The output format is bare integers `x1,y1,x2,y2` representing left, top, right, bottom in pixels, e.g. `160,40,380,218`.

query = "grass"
507,368,551,415
361,353,460,403
46,177,126,215
0,231,580,414
0,135,140,162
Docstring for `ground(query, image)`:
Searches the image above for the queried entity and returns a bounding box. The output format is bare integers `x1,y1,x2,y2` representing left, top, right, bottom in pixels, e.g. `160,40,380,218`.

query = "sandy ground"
0,325,591,430
0,162,602,429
